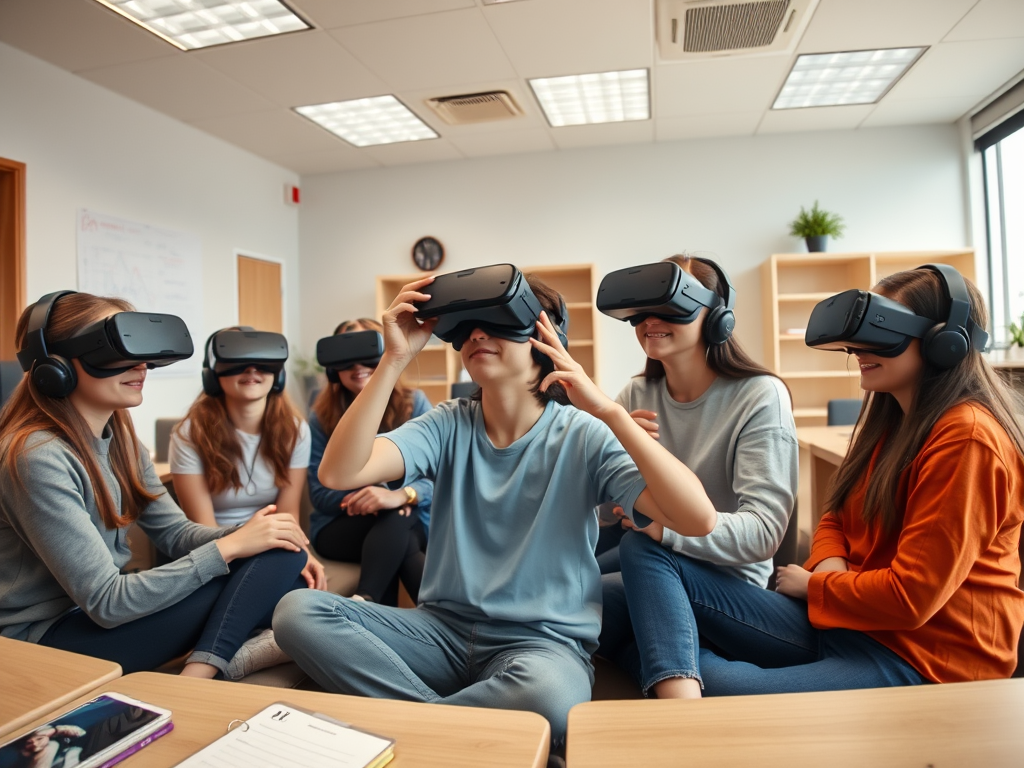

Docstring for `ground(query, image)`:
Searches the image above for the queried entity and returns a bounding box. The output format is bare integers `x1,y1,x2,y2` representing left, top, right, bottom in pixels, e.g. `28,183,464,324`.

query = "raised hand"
382,276,439,365
531,311,617,418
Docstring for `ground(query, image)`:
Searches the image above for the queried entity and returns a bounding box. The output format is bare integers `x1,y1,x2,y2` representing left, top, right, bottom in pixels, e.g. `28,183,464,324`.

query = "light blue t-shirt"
384,398,647,656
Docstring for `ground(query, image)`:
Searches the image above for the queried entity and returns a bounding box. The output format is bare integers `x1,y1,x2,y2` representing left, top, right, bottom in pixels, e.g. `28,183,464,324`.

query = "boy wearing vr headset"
274,267,717,753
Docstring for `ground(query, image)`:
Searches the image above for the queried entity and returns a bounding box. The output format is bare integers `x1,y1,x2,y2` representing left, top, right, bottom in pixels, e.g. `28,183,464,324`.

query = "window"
980,113,1024,346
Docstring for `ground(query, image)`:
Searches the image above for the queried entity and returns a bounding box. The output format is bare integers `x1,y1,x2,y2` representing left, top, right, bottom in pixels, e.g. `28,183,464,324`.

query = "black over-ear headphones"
918,263,988,369
16,291,79,398
201,327,287,397
691,257,736,346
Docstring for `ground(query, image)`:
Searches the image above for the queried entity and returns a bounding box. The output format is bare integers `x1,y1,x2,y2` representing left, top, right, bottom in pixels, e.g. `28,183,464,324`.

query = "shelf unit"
376,264,600,405
762,250,976,426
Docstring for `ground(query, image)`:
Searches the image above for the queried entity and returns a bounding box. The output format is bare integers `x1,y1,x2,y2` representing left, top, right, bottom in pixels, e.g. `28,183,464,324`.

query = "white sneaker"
224,629,290,681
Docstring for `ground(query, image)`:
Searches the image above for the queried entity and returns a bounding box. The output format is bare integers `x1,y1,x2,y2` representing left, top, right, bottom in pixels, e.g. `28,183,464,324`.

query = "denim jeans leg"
595,572,643,687
274,592,467,701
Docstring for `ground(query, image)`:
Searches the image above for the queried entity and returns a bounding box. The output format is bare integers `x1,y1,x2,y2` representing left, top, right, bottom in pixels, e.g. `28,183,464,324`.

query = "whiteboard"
77,209,204,377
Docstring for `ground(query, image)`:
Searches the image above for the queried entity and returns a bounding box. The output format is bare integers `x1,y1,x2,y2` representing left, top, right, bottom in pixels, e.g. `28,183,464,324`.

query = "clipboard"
173,702,394,768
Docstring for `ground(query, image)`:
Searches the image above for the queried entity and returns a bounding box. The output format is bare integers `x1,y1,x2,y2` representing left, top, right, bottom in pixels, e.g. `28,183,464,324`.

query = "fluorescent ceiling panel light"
529,69,650,127
295,96,438,148
93,0,310,50
772,47,926,110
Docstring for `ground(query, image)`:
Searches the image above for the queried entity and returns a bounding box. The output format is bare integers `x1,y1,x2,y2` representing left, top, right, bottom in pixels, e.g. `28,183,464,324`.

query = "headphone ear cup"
272,369,286,394
703,307,735,346
201,367,222,397
923,323,969,369
326,368,340,384
32,357,76,398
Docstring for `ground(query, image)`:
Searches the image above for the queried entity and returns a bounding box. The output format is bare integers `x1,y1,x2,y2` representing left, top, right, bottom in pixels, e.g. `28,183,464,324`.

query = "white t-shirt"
169,418,312,527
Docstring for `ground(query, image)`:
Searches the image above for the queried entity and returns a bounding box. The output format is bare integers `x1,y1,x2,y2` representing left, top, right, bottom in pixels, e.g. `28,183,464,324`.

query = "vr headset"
17,290,194,398
804,263,989,369
317,330,384,383
202,327,288,396
415,263,568,353
596,258,736,346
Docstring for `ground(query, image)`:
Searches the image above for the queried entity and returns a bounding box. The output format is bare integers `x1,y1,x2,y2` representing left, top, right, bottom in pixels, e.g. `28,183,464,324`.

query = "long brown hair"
0,293,159,529
643,254,785,387
825,268,1024,533
311,318,414,436
177,330,302,496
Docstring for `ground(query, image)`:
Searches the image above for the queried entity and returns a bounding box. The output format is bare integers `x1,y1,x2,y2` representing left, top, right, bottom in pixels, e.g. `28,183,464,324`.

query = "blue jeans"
273,591,593,750
614,532,925,696
41,548,307,674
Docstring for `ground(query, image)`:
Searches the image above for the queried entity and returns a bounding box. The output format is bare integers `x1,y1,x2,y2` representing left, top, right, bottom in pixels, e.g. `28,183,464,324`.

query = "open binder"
174,702,395,768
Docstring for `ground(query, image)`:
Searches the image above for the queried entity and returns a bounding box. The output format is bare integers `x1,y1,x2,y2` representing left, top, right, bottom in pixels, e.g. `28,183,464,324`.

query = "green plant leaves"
789,200,846,238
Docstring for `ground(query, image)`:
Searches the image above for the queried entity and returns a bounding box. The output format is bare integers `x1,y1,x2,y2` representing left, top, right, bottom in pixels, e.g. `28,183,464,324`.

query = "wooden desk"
17,673,550,767
567,678,1024,767
796,425,852,531
153,461,171,484
0,637,121,739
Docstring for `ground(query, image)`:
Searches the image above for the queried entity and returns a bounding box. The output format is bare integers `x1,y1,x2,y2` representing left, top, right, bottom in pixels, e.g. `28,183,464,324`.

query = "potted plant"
789,201,846,253
1008,311,1024,361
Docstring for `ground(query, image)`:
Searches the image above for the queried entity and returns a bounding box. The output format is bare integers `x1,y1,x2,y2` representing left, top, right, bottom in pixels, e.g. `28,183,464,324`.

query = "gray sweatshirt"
0,429,230,642
616,374,798,587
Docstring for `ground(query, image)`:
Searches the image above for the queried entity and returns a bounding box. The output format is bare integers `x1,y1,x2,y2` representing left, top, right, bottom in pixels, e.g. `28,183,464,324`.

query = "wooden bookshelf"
376,264,600,405
762,250,976,426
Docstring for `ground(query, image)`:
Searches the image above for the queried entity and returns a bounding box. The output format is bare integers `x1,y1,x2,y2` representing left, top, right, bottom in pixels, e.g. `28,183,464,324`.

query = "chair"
153,418,180,463
827,398,862,427
450,381,479,399
0,360,22,407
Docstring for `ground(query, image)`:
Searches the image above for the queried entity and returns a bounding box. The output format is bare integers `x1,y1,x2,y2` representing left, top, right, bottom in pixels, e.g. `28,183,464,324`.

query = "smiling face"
459,326,538,389
217,366,275,403
854,340,925,406
634,311,706,361
334,322,378,396
69,360,148,411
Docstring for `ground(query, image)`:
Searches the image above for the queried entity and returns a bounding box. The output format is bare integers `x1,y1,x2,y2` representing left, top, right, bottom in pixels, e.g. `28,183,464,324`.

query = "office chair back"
154,418,180,463
0,361,22,408
827,398,862,427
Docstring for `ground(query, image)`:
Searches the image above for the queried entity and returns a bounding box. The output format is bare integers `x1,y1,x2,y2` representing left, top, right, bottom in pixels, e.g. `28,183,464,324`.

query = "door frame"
233,248,288,337
0,157,26,361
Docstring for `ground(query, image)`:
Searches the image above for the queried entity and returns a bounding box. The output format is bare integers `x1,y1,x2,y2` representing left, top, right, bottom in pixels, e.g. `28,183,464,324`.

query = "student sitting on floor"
308,318,432,605
272,268,717,753
0,293,318,679
620,265,1024,698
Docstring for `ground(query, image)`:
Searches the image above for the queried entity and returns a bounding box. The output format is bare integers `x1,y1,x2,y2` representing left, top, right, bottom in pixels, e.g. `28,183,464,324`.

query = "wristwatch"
403,486,418,506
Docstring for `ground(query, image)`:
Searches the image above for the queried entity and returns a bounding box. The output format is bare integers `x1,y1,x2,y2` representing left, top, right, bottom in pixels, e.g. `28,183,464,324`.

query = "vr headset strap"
16,290,76,372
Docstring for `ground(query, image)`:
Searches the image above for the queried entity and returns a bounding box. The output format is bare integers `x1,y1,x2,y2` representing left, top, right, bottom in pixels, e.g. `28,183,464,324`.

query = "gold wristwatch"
403,486,418,506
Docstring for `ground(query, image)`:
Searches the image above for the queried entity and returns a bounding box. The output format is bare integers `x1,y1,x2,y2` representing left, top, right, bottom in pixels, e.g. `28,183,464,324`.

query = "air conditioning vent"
657,0,819,60
427,91,523,125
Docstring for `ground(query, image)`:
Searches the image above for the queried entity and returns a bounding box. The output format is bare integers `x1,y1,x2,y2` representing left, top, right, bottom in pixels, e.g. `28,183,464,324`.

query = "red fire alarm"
283,184,301,205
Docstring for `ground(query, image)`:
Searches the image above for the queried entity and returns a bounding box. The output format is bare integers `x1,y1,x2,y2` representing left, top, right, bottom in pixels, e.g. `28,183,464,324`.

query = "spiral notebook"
174,703,394,768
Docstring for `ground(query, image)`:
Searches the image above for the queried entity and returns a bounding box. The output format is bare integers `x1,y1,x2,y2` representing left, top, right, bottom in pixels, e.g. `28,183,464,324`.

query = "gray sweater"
0,430,230,642
616,375,798,587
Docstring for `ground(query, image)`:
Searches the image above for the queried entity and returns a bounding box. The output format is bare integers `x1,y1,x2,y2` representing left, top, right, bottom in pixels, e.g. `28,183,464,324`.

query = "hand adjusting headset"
596,258,737,346
414,264,569,358
317,330,384,383
17,290,194,398
804,263,989,369
202,327,289,396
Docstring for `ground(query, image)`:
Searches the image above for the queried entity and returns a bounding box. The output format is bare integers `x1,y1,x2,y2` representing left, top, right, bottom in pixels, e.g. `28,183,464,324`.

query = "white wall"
299,125,968,399
0,43,301,450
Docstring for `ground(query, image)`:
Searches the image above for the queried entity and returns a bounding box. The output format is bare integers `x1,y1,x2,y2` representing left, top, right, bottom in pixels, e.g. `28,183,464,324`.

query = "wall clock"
412,236,444,272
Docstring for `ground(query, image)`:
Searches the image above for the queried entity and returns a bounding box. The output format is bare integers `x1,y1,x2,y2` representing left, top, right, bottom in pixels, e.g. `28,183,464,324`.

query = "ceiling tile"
361,139,466,166
195,31,388,107
448,128,556,157
290,0,475,29
656,112,762,141
0,0,174,72
189,109,346,156
860,97,973,126
884,39,1024,101
330,9,516,91
655,56,792,118
944,0,1024,41
484,0,652,79
551,120,654,149
757,104,875,133
80,56,276,122
263,147,381,175
797,0,978,52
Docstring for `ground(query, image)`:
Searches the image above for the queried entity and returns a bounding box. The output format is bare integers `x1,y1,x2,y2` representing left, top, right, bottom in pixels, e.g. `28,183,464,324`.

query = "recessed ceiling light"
529,69,650,127
772,47,926,110
92,0,310,51
295,97,438,148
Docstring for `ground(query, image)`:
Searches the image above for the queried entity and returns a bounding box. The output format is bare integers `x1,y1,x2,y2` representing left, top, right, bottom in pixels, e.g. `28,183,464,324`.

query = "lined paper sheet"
175,704,393,768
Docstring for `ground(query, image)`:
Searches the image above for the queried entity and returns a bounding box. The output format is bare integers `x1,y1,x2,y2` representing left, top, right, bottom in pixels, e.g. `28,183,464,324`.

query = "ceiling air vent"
656,0,819,60
427,91,523,125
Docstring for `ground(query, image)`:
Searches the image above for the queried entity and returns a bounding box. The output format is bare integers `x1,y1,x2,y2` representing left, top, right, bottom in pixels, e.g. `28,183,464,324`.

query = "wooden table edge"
0,663,122,739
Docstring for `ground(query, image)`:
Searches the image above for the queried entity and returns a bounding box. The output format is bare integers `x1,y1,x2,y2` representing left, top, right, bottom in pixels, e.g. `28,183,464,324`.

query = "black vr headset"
17,290,194,398
317,330,384,383
202,327,288,396
596,258,737,346
804,263,989,369
415,264,568,360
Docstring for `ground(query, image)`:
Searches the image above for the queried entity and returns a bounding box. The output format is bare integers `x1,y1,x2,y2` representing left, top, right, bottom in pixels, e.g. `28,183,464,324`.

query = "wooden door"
237,255,282,333
0,158,26,360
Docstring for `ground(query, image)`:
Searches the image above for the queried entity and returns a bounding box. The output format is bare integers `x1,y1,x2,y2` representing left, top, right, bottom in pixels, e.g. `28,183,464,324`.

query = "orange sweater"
806,403,1024,682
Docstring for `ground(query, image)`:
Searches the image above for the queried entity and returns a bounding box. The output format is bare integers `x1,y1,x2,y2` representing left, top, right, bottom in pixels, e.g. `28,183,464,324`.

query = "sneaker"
224,629,290,681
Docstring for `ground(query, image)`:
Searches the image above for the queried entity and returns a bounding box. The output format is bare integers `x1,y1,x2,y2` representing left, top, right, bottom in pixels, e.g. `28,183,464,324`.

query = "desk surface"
17,673,550,768
0,637,122,739
153,462,170,483
796,425,853,466
567,678,1024,768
